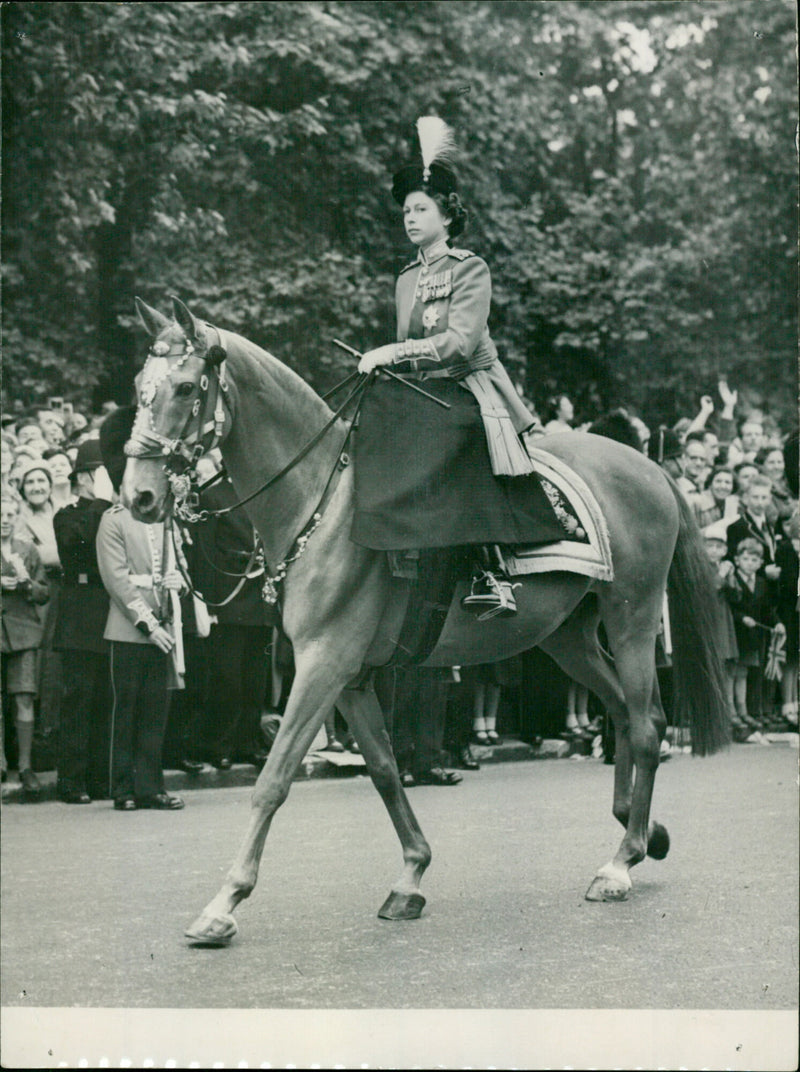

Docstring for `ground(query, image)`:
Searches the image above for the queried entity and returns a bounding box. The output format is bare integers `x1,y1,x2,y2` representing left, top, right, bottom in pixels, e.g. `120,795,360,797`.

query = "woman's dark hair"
709,465,734,485
588,409,640,451
543,394,570,424
754,445,783,467
431,191,468,239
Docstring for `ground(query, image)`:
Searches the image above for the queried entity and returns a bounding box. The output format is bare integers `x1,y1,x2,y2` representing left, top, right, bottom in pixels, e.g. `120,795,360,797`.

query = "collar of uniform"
418,239,451,267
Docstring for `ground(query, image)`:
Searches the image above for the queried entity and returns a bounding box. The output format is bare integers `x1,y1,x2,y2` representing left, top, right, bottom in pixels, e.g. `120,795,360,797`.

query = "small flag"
765,628,787,681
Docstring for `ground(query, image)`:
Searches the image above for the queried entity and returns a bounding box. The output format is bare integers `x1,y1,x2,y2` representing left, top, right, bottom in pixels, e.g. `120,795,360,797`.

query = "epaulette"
108,503,124,513
398,260,418,275
447,248,475,261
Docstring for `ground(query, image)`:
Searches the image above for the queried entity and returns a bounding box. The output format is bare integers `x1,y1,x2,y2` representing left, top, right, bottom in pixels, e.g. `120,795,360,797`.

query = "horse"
122,296,730,946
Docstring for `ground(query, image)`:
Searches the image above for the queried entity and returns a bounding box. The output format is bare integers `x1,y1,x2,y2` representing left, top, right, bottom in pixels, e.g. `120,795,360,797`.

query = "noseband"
124,324,231,518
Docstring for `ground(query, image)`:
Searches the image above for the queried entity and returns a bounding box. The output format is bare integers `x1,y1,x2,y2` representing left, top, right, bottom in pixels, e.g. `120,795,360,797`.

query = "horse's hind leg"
538,598,669,902
583,593,666,901
335,683,431,920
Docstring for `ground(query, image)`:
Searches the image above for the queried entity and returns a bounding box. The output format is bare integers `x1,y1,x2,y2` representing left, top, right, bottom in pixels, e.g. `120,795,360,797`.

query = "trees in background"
2,0,796,427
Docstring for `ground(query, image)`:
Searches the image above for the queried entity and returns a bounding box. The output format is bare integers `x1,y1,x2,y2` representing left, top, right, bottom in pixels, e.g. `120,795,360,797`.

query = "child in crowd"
702,521,740,736
1,495,50,794
724,538,785,743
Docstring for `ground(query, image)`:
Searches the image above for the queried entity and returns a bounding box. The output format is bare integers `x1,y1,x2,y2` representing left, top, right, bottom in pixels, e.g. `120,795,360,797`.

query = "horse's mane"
221,329,333,421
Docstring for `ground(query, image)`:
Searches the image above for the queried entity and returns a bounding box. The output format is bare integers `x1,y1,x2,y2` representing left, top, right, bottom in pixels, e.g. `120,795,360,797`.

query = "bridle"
124,322,373,606
124,323,231,518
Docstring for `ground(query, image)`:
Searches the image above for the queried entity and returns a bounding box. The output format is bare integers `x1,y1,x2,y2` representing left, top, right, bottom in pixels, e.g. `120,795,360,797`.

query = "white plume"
416,116,456,171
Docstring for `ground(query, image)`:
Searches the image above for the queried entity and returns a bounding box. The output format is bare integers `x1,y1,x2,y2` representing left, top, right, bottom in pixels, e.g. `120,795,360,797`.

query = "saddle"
363,449,614,668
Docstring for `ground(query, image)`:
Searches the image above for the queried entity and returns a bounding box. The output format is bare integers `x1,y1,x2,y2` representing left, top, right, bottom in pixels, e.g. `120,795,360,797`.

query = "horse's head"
122,296,230,523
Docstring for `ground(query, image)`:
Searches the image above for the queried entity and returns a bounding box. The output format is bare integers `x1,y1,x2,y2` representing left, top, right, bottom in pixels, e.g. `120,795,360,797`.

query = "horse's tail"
666,476,731,756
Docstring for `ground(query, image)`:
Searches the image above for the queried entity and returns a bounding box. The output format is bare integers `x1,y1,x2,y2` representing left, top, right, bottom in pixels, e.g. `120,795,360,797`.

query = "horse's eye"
175,382,195,398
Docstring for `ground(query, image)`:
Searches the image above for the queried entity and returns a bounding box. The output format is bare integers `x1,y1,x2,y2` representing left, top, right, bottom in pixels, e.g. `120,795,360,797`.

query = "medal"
422,305,440,330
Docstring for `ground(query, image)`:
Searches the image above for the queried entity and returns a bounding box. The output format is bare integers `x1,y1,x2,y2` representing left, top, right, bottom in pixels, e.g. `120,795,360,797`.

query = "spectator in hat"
15,458,64,755
52,439,115,803
1,494,50,796
649,427,683,480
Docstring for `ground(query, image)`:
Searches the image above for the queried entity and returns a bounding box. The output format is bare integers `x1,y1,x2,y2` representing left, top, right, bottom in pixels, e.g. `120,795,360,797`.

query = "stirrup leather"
461,570,520,621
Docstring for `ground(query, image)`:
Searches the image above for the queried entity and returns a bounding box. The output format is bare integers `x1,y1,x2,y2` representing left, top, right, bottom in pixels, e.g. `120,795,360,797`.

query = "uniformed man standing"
96,407,186,811
53,439,114,803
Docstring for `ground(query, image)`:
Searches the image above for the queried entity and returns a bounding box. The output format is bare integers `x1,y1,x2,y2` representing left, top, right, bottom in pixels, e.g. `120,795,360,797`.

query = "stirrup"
461,570,519,621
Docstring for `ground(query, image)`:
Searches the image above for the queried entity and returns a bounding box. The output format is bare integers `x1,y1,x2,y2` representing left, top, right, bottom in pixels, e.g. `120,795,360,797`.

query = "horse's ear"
135,297,170,337
171,296,201,341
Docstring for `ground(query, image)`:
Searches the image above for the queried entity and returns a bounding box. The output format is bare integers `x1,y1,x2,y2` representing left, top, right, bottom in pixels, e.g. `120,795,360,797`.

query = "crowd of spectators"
1,375,797,802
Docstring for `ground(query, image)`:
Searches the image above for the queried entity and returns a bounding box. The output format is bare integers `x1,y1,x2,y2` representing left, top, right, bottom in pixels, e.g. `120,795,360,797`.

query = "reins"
134,328,449,610
173,369,372,608
188,371,369,521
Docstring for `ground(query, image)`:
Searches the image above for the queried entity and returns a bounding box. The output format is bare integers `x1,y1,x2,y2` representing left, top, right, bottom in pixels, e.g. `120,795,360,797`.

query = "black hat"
71,437,103,475
99,405,136,494
648,427,682,464
391,117,459,205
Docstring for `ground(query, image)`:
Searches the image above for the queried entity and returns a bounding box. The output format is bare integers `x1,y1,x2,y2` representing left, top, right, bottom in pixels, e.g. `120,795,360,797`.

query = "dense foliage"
2,0,797,426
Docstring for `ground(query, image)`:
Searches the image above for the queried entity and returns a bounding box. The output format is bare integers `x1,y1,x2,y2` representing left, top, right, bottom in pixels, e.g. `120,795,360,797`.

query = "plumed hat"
71,436,104,475
99,405,136,494
391,117,459,205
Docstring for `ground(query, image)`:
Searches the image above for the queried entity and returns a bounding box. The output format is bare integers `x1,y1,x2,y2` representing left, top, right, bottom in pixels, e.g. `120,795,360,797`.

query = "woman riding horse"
353,117,566,619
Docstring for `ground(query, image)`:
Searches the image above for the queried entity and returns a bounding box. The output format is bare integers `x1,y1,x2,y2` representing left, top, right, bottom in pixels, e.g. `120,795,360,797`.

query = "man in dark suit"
192,473,278,769
53,439,114,803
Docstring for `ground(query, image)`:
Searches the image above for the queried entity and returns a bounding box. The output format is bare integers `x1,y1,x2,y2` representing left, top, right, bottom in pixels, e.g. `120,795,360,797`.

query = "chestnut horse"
123,297,729,946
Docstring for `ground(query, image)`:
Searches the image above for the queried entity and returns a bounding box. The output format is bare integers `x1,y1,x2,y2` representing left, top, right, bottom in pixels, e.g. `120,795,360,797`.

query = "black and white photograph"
1,1,798,1068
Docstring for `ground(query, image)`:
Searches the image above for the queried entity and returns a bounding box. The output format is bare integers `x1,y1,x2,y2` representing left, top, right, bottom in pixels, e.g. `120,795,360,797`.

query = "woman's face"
47,452,72,485
710,470,734,499
762,450,785,481
557,396,574,423
21,469,52,508
403,191,450,249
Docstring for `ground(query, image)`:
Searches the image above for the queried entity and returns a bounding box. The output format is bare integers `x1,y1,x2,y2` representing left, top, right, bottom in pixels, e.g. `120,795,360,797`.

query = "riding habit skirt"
351,377,566,551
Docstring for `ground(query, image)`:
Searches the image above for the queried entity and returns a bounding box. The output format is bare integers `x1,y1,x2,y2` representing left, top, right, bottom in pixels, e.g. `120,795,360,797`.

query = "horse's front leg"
335,684,431,920
185,660,350,946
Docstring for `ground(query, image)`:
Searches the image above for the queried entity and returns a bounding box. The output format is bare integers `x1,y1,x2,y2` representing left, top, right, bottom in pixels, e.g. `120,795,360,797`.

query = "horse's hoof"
585,865,631,902
647,822,670,860
185,913,239,946
585,877,631,902
377,891,426,920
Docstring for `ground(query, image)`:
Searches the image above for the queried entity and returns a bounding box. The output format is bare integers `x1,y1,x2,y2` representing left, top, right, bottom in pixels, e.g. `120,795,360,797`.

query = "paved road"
1,744,797,1067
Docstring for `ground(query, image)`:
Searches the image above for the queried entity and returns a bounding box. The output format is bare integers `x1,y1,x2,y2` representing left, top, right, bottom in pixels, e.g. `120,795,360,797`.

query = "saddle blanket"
500,447,614,583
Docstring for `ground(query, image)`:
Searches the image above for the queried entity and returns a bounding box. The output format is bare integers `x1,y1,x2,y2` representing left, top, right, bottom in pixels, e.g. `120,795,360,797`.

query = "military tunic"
352,239,564,551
